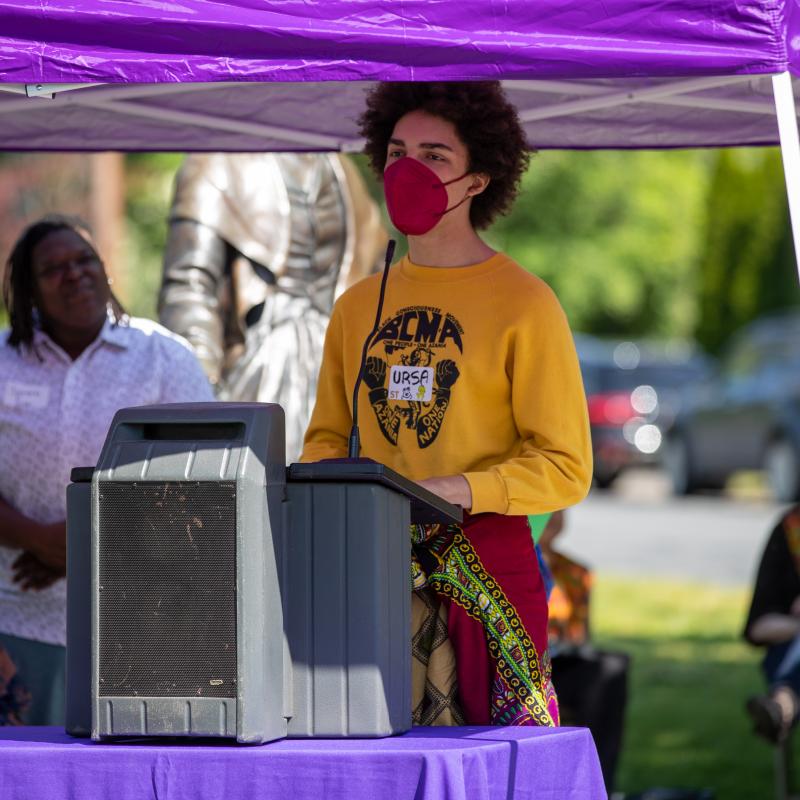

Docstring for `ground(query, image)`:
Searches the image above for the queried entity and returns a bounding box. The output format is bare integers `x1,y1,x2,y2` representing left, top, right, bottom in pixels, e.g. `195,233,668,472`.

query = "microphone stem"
349,239,396,459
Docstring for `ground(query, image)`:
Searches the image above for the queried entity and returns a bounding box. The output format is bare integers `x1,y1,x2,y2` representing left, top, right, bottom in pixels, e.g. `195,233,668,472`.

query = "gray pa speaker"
73,403,287,743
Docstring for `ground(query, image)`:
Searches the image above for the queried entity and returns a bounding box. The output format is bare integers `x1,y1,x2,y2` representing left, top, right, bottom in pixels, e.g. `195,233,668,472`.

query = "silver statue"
159,153,387,461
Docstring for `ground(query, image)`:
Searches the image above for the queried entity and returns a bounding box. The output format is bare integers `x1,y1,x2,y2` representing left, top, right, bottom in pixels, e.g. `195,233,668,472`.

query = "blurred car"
663,311,800,502
575,335,713,487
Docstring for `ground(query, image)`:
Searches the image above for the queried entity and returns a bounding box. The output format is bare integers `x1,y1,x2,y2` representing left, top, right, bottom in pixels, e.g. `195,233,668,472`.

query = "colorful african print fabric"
412,519,558,727
547,550,592,647
411,587,464,725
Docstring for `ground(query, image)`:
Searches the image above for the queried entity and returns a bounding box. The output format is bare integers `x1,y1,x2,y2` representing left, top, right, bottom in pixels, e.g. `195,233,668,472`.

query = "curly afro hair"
358,82,531,230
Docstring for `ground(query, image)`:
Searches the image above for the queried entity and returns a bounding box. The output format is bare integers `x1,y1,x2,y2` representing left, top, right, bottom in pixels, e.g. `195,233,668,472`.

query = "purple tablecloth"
0,725,606,799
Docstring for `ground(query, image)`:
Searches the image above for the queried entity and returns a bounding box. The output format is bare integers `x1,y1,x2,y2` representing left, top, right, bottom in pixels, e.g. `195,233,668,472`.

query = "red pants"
444,513,548,725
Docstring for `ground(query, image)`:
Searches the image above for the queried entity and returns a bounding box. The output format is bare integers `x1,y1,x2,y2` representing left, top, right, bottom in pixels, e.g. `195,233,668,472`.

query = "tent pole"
772,72,800,283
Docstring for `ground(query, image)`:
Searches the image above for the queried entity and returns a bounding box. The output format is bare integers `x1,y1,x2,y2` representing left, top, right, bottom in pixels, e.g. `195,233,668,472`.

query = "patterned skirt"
411,513,558,727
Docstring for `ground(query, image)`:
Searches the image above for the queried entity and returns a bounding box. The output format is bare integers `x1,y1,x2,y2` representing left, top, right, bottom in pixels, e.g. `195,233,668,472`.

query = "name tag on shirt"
3,381,50,409
388,365,433,403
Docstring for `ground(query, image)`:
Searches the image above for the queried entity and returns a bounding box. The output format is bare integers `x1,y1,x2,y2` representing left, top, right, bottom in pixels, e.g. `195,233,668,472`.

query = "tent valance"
1,0,798,85
1,1,800,152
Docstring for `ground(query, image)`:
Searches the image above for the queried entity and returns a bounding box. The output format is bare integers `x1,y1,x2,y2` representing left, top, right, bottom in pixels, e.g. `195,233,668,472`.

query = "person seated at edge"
301,82,592,727
0,215,214,726
744,504,800,743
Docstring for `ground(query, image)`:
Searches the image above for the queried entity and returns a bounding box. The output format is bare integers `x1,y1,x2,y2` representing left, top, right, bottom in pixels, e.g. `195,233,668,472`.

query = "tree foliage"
694,148,800,355
3,147,799,355
123,153,183,319
487,149,711,339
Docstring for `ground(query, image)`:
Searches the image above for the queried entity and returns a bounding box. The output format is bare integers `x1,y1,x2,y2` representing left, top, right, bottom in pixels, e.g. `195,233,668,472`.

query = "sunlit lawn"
592,576,782,799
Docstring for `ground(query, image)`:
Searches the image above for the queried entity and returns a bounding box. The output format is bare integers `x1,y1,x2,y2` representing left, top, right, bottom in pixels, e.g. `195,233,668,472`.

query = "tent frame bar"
0,82,224,115
74,97,344,150
0,82,346,149
773,72,800,283
514,75,755,123
0,83,99,99
0,74,784,149
507,78,773,116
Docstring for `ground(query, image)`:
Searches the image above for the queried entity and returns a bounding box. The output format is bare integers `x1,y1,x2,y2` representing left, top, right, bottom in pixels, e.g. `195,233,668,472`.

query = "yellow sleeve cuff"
463,470,508,516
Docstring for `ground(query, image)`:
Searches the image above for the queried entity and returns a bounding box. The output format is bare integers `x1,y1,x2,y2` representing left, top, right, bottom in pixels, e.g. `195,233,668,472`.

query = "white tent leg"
772,72,800,283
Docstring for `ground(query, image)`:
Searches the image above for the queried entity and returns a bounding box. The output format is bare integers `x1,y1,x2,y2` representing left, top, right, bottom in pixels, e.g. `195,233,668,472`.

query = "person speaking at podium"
302,83,592,728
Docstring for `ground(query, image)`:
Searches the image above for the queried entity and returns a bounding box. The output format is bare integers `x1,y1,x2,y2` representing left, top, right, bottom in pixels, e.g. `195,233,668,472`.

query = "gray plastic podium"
65,402,461,743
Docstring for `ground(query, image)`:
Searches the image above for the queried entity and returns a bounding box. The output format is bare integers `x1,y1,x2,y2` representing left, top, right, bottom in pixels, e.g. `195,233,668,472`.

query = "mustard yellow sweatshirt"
301,253,592,516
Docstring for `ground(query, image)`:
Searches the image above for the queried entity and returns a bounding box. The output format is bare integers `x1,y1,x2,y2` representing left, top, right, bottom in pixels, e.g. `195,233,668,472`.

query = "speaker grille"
98,481,237,698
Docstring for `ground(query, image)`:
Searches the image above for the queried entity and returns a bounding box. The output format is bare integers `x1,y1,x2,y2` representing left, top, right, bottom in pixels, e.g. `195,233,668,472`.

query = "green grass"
591,576,781,799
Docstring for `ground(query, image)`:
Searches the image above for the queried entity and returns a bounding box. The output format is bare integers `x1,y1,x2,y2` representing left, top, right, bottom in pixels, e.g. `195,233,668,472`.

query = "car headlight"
633,424,662,454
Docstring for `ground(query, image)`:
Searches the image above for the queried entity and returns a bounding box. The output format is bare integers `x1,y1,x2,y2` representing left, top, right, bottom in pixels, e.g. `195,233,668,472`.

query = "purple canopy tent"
2,0,800,272
1,0,800,150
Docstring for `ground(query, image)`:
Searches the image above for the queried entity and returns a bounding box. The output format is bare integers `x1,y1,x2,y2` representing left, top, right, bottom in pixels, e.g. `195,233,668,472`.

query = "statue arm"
158,219,228,385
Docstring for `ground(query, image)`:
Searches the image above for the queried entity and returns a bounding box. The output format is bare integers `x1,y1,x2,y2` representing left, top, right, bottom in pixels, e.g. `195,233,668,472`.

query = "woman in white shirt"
0,215,214,725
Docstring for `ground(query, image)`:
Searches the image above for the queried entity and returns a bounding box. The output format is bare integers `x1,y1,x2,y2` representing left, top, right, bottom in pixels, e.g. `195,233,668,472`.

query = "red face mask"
383,157,470,236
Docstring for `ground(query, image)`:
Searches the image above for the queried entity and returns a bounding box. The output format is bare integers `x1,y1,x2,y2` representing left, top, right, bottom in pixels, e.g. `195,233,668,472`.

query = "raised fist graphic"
363,356,388,390
435,359,459,390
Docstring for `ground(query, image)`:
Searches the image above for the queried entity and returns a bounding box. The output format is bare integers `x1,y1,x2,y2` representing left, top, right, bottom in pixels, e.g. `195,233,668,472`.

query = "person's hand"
417,474,472,510
12,551,63,591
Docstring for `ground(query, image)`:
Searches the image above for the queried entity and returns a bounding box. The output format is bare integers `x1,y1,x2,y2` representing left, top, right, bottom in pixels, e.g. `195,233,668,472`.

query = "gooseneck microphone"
348,238,397,459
